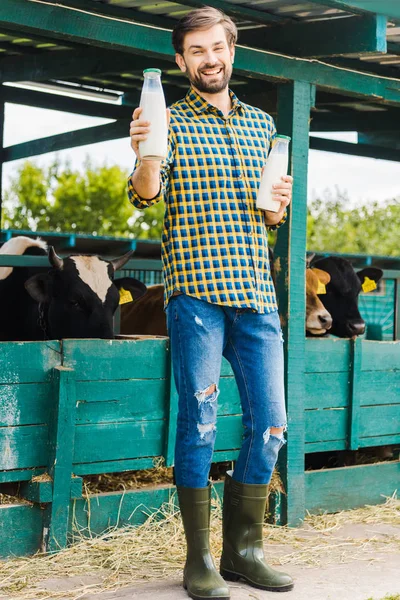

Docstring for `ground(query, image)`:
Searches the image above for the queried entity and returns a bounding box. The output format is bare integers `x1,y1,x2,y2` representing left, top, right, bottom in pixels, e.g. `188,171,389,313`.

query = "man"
128,7,293,599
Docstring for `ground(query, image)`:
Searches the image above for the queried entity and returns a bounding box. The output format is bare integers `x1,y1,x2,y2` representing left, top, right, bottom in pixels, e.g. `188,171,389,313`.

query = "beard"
188,62,232,94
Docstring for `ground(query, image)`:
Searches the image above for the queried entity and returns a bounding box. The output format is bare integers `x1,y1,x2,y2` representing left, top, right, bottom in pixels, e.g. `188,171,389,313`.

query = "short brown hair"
172,7,238,55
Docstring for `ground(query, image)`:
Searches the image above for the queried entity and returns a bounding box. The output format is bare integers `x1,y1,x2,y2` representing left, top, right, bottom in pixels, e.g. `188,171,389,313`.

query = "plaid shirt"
128,87,286,313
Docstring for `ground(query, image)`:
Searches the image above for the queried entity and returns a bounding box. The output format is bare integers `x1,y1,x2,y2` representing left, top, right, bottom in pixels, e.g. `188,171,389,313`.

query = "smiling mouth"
201,67,223,76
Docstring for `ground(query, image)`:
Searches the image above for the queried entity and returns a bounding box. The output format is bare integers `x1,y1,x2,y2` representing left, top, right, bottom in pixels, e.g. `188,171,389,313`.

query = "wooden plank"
62,338,169,380
0,255,51,268
305,462,400,514
221,357,234,377
0,425,47,471
239,15,387,58
172,0,285,24
0,504,43,558
76,380,168,424
305,408,348,445
358,371,400,405
74,421,165,464
273,81,313,526
305,439,347,453
349,337,362,450
358,434,400,448
305,0,400,20
359,405,400,438
0,341,61,383
309,137,400,162
0,0,399,104
305,372,350,410
165,350,178,467
0,467,45,483
361,340,400,371
43,367,77,553
0,383,53,426
73,457,156,476
214,415,243,452
305,338,350,373
1,120,127,162
218,378,241,414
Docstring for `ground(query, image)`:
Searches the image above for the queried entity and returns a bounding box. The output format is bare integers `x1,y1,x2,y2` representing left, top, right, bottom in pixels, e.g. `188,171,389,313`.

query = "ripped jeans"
166,294,287,488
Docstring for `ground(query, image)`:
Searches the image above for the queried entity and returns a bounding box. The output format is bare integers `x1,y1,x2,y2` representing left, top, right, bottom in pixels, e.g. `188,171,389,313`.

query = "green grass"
366,595,400,600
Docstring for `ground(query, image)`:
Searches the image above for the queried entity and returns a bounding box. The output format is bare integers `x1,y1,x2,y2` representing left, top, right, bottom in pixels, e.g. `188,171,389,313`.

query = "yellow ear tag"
119,287,133,305
362,277,377,293
317,280,326,295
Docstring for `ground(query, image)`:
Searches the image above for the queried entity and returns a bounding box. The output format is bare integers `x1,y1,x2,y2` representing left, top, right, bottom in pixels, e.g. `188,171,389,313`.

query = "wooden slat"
0,383,53,426
305,440,347,453
358,371,400,406
305,462,400,514
0,504,43,558
349,337,362,450
361,340,400,371
62,339,169,380
0,425,47,471
359,405,400,438
0,341,61,383
305,372,349,410
358,434,400,448
218,378,241,414
214,415,243,452
305,338,350,373
73,457,156,476
305,408,348,444
220,357,234,377
0,467,45,483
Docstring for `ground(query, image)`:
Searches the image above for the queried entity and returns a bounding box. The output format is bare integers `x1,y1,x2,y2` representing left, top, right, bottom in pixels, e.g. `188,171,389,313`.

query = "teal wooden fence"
1,335,399,558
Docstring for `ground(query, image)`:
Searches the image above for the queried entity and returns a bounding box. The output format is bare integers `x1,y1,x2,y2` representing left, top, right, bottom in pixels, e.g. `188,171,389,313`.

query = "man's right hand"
129,107,171,159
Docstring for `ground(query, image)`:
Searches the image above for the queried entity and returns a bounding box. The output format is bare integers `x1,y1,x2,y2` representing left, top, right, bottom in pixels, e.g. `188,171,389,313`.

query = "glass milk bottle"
138,68,168,161
256,135,291,212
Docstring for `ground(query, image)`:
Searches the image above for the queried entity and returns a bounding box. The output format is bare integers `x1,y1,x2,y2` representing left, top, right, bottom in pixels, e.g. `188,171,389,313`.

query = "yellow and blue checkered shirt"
128,87,286,313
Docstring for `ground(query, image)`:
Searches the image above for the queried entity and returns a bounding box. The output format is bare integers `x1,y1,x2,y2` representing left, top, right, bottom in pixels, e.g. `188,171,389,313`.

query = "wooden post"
43,366,77,553
349,337,362,450
274,81,314,526
164,341,179,468
0,94,5,228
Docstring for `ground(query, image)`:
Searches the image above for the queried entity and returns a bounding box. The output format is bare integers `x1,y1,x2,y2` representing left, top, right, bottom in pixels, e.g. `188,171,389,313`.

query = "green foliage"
2,162,399,257
2,158,164,239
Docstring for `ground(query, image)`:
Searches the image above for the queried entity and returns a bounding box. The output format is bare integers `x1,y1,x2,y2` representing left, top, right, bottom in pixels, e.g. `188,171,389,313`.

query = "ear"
25,273,50,303
230,45,235,64
312,268,331,285
114,277,147,304
356,267,383,284
175,53,186,73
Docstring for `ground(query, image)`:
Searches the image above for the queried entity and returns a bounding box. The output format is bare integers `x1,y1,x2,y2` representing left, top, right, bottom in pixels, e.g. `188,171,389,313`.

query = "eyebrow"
187,40,225,50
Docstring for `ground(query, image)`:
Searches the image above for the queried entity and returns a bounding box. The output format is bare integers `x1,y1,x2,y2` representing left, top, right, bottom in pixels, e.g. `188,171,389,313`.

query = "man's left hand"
264,175,293,225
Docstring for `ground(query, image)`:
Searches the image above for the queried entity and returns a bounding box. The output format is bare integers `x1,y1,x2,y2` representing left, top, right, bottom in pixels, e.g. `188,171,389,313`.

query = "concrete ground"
0,522,399,600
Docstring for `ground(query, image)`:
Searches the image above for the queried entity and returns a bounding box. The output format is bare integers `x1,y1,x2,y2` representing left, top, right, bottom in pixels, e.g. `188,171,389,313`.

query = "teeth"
203,68,221,75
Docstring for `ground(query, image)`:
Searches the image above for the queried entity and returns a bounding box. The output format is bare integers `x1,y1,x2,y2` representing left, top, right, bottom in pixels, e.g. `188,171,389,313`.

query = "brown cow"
120,268,332,337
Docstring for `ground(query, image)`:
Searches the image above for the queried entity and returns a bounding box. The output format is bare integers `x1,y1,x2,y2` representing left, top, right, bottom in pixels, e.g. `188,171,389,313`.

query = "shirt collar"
185,87,246,117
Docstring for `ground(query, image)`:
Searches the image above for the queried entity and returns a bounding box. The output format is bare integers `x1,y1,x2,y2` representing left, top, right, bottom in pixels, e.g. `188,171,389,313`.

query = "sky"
2,99,400,208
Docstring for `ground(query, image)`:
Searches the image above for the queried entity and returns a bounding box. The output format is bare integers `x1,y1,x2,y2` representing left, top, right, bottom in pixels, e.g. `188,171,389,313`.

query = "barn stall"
0,0,399,558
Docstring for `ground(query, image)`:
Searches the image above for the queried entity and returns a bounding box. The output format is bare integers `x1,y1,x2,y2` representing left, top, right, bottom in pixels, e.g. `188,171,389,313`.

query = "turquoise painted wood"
349,337,362,449
305,462,400,514
0,504,44,558
305,0,400,20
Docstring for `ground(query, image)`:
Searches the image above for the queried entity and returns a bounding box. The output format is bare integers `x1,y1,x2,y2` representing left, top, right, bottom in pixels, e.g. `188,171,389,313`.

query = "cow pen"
0,0,400,559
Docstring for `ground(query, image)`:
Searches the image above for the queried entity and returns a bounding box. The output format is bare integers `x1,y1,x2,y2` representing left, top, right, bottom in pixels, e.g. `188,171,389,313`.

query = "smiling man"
128,7,293,599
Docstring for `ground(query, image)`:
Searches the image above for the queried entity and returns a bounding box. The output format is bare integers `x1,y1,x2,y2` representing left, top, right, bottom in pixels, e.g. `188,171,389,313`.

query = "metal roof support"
274,81,314,527
0,0,399,104
305,0,400,20
239,14,387,58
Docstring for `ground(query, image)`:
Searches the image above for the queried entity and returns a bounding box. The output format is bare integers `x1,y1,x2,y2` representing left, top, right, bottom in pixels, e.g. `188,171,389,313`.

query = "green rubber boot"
177,485,230,600
220,472,294,592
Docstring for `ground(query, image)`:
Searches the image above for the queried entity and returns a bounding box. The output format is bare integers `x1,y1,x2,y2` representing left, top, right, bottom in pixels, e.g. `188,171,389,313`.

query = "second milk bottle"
139,68,168,161
256,135,291,212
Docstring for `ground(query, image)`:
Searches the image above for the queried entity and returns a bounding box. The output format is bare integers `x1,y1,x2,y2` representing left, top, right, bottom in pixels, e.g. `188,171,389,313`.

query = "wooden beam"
0,48,167,83
239,15,387,58
0,93,4,227
1,120,127,162
165,0,287,25
358,131,400,149
310,109,400,132
305,0,400,20
309,135,400,161
0,0,399,105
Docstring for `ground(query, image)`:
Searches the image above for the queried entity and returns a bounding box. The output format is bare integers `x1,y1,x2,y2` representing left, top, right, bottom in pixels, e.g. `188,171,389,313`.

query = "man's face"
176,24,235,94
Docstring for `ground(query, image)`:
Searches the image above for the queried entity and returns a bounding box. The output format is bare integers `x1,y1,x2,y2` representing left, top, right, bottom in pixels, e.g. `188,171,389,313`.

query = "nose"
318,313,332,329
347,321,365,336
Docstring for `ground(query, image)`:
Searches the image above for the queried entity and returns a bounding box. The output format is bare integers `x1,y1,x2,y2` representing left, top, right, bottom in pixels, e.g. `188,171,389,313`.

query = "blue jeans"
166,294,287,488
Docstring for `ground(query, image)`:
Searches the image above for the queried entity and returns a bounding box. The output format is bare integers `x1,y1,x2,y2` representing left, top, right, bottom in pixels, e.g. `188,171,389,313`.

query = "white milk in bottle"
139,68,168,161
256,135,291,212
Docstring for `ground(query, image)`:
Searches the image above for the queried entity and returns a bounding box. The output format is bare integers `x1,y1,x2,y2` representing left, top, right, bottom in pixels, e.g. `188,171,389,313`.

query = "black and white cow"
0,236,147,341
312,256,383,338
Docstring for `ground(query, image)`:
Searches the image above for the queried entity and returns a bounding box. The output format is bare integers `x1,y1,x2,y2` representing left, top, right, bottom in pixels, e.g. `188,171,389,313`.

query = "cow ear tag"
317,279,326,295
119,287,134,305
362,277,377,293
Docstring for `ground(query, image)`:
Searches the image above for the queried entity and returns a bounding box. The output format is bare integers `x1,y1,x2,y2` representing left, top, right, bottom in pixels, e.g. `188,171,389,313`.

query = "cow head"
24,247,147,339
312,256,383,338
306,267,333,336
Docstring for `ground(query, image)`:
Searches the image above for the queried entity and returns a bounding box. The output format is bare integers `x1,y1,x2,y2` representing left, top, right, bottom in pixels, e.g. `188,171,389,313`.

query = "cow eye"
70,299,82,310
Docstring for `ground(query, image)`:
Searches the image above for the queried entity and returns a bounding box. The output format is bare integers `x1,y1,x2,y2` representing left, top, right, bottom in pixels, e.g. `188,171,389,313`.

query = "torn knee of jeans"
263,424,287,444
194,383,220,405
197,422,216,440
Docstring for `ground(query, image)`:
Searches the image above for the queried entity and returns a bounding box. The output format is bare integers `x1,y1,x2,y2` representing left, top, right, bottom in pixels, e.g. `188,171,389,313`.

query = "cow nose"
318,313,332,329
348,321,365,336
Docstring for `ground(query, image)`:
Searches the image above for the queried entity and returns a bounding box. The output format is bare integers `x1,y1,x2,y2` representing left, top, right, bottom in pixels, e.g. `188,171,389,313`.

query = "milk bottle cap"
276,134,291,141
143,68,162,75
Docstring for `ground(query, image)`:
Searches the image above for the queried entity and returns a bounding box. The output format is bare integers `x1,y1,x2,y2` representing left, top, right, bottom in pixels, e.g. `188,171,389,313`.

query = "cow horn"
48,246,64,270
110,250,134,272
